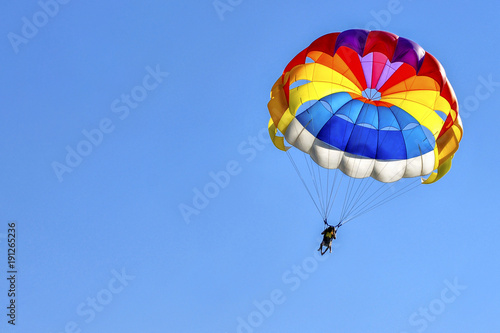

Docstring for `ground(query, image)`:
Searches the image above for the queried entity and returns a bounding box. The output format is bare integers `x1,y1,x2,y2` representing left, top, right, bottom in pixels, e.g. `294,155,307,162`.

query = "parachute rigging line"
286,149,324,219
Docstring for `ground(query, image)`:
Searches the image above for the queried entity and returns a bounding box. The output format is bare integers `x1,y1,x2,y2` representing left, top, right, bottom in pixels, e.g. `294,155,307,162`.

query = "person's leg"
321,247,328,255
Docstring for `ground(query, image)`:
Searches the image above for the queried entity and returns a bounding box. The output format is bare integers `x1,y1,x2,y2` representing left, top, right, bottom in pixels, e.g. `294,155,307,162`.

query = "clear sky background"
0,0,499,332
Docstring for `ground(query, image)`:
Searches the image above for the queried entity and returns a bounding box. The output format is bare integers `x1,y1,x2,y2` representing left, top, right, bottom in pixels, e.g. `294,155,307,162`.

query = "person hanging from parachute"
317,220,337,255
267,29,463,251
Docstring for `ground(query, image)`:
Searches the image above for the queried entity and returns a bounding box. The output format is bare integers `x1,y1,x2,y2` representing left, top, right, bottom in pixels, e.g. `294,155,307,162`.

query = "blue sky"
1,0,499,332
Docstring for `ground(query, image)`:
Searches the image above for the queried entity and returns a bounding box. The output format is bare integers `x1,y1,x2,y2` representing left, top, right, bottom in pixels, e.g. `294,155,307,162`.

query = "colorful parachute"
268,30,463,223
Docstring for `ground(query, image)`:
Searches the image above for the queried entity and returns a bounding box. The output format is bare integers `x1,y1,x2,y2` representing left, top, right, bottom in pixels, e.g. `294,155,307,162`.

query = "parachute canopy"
268,29,463,184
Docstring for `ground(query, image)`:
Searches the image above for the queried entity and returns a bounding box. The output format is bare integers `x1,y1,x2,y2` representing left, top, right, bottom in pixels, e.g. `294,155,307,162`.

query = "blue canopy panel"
294,92,435,160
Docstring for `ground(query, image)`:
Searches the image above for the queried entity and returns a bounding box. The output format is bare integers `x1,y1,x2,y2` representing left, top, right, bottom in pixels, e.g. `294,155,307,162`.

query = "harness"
323,219,342,231
322,219,338,241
